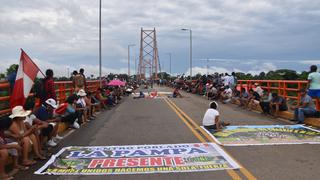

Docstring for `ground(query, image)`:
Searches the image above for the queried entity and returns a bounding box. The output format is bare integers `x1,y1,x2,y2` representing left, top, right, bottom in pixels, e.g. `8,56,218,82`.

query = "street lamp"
181,28,192,78
128,44,135,77
99,0,102,87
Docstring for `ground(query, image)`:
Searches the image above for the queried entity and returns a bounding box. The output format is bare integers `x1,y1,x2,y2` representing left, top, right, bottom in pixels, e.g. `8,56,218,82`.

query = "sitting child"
202,101,230,132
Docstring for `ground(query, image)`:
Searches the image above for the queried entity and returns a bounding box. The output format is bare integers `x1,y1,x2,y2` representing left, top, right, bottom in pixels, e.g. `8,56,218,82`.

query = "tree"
298,71,309,80
6,64,19,76
0,73,5,79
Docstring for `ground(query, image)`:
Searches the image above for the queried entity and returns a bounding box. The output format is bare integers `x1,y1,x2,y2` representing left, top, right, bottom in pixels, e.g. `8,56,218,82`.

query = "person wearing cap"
290,89,316,124
55,94,81,129
254,83,264,97
247,89,261,110
202,101,230,132
77,89,95,122
0,116,27,180
24,97,51,155
8,106,46,166
34,98,63,147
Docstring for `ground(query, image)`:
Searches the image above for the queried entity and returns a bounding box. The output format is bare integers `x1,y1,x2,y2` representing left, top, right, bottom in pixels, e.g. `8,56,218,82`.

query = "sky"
0,0,320,77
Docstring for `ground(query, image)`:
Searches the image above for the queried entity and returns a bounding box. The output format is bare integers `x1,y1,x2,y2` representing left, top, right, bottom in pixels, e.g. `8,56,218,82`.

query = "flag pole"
20,48,46,77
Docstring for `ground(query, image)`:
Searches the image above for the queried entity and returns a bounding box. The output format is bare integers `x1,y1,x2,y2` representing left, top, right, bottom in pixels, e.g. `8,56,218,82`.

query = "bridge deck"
15,86,320,180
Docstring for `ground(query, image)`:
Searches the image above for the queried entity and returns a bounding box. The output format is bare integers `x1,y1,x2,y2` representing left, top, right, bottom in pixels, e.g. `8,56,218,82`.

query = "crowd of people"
169,66,319,130
0,68,130,180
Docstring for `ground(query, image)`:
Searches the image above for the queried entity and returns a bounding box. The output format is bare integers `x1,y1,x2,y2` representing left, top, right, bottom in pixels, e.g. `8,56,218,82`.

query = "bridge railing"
0,80,100,116
238,80,319,110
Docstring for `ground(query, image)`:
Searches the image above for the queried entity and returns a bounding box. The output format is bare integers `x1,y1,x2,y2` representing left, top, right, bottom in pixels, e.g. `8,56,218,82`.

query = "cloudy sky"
0,0,320,77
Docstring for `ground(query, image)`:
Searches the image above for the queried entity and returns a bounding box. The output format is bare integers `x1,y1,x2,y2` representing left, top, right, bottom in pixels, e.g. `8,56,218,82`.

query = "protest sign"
35,143,239,175
201,125,320,146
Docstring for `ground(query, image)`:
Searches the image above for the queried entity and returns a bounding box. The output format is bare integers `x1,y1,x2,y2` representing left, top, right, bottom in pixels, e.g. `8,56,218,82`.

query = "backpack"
34,79,47,102
55,103,68,115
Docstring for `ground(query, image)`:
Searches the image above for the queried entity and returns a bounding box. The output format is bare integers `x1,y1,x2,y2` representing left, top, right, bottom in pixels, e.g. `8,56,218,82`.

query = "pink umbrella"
108,79,126,86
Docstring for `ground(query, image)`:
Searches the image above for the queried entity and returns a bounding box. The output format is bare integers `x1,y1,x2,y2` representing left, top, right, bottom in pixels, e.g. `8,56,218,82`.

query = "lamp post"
181,28,192,78
128,44,135,77
99,0,102,87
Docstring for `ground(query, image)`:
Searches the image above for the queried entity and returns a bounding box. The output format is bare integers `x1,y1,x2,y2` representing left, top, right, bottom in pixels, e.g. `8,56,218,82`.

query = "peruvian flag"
10,49,42,108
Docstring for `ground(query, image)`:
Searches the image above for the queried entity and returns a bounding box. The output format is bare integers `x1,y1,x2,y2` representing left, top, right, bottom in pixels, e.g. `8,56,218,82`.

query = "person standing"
307,65,320,104
73,70,85,92
79,68,87,90
43,69,56,102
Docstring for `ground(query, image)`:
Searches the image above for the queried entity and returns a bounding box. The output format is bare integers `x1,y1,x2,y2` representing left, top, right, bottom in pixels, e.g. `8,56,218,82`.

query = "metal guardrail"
0,80,100,116
238,80,320,110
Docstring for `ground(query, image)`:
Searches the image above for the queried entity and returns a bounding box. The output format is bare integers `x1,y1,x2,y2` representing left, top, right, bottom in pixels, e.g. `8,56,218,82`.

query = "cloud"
187,62,277,76
0,0,320,75
298,60,320,65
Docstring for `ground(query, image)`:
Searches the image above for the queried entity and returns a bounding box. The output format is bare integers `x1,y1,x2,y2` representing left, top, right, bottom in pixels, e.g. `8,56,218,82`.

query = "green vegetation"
235,69,309,80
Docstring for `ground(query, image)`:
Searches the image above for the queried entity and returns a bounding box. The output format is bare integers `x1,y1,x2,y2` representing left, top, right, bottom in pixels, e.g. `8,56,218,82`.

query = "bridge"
0,80,320,180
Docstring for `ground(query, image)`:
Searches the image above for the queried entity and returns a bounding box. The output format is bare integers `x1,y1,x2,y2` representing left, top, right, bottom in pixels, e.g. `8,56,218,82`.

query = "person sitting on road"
290,89,317,124
34,99,63,147
247,89,261,110
207,84,218,100
202,101,230,132
220,86,232,103
231,89,240,104
269,93,288,118
173,87,182,98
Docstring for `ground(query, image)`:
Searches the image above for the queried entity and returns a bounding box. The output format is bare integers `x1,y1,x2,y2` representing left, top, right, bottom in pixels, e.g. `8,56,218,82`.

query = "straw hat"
45,98,58,109
77,89,87,97
9,106,31,119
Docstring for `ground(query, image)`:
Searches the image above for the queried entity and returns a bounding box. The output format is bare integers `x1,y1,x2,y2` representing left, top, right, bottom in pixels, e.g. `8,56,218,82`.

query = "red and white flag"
10,49,42,108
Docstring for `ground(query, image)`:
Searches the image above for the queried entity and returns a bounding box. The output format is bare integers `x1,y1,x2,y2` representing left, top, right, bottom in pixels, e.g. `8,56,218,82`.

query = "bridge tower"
138,28,159,81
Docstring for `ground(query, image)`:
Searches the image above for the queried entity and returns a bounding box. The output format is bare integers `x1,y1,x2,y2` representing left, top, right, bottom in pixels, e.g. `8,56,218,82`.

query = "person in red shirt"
44,69,56,102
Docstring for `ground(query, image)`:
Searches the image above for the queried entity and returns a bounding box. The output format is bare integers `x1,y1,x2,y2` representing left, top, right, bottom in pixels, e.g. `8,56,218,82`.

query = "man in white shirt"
221,86,233,103
254,83,264,97
202,101,230,131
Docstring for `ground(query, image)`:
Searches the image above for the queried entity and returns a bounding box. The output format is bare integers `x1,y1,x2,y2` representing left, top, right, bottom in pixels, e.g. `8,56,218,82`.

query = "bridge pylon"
138,28,159,81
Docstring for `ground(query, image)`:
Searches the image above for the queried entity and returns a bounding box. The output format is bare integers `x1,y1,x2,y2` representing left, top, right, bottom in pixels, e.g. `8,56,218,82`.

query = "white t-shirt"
24,114,37,126
308,72,320,89
77,98,86,107
224,88,233,98
202,109,219,126
255,86,264,96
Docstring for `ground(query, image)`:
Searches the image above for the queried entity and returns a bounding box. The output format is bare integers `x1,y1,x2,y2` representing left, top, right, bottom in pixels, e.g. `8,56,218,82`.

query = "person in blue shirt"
290,89,316,124
34,99,62,147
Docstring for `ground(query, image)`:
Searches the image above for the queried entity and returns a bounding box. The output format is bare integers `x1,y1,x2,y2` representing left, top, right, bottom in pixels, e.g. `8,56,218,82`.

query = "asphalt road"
16,86,320,180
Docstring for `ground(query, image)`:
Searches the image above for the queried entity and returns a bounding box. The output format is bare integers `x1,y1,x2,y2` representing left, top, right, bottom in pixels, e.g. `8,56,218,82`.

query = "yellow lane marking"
163,98,206,142
163,98,242,180
165,97,257,180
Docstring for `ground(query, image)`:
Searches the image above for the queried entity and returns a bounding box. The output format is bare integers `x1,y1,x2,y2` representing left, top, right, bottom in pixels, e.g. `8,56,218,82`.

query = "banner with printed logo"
201,125,320,146
35,143,239,175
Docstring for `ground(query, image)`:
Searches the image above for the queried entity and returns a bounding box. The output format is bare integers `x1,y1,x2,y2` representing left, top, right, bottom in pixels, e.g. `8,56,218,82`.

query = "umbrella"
108,79,126,86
